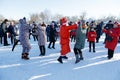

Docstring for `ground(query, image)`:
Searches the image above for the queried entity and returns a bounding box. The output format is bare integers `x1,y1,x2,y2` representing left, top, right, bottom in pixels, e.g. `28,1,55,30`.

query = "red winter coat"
60,24,77,55
87,31,97,42
103,27,120,50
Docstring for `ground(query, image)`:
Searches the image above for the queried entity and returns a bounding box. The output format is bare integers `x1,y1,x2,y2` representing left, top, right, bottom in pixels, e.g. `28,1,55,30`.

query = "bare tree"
51,14,63,22
29,13,41,24
79,12,87,20
0,15,5,23
39,9,52,24
70,16,79,22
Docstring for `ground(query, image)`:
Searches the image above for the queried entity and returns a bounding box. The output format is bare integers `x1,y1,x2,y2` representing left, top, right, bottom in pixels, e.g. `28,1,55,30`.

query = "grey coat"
19,19,32,48
74,24,86,49
32,26,46,46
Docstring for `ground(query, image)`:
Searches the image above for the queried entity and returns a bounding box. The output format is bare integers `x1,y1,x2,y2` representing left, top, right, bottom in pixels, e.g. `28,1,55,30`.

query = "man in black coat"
1,19,9,46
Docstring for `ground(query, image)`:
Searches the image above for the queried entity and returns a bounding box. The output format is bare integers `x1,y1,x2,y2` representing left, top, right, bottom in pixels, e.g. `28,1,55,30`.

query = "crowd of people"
0,17,120,63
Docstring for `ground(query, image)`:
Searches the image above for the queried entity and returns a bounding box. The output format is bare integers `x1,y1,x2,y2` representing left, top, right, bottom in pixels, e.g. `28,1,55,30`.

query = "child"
87,28,97,52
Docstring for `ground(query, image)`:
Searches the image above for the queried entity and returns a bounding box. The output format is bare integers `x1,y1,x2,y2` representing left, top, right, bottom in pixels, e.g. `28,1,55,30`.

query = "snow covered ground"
0,35,120,80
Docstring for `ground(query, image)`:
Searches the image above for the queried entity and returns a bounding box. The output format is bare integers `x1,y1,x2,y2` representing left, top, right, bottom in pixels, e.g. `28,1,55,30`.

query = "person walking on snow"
57,17,77,63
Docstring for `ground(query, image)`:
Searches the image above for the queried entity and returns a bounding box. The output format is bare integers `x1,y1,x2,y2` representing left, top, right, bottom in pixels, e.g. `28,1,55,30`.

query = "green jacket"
74,24,86,49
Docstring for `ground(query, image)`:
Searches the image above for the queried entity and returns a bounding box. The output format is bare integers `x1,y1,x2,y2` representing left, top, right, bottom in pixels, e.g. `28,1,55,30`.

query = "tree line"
0,10,120,24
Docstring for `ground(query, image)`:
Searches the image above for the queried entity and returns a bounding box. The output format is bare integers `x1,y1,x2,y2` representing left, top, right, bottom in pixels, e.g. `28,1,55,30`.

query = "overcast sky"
0,0,120,20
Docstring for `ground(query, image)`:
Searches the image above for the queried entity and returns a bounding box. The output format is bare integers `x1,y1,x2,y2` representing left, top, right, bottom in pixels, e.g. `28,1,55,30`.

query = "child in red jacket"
87,28,97,52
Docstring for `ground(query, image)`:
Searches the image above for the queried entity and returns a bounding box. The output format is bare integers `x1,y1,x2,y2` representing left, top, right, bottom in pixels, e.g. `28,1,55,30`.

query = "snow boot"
79,53,84,60
57,56,63,64
75,54,80,64
21,53,29,60
48,46,51,49
62,56,68,59
93,50,96,53
80,57,84,60
89,49,91,52
52,46,55,49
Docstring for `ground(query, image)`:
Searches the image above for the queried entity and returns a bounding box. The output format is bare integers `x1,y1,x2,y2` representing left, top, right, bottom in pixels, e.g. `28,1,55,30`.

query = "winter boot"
93,50,96,53
24,53,29,60
89,49,91,52
57,56,63,64
79,53,84,60
52,47,55,49
75,54,80,64
62,56,68,59
21,53,26,59
21,53,29,60
48,46,51,49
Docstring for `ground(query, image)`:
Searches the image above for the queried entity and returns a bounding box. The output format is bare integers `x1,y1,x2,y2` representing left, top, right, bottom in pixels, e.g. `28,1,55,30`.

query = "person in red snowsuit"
103,22,120,59
57,17,77,63
87,28,97,52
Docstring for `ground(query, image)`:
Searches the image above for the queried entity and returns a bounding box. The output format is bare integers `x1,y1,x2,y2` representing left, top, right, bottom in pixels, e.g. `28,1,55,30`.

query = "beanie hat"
60,17,67,24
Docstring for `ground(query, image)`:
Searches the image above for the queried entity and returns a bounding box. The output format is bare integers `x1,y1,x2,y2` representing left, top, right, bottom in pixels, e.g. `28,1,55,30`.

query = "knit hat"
60,17,67,24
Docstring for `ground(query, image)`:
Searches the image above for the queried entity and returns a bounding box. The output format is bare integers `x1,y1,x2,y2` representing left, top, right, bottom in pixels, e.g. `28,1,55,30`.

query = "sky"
0,0,120,20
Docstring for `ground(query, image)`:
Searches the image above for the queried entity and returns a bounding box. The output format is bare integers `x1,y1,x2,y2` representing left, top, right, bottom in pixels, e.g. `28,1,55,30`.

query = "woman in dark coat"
48,23,56,49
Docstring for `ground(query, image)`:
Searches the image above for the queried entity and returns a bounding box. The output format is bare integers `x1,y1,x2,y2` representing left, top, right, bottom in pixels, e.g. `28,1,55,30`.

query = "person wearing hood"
19,18,32,60
103,22,120,59
57,17,77,63
73,20,87,63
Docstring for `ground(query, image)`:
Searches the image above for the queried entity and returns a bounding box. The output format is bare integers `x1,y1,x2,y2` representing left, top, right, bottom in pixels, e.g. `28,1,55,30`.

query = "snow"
0,35,120,80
